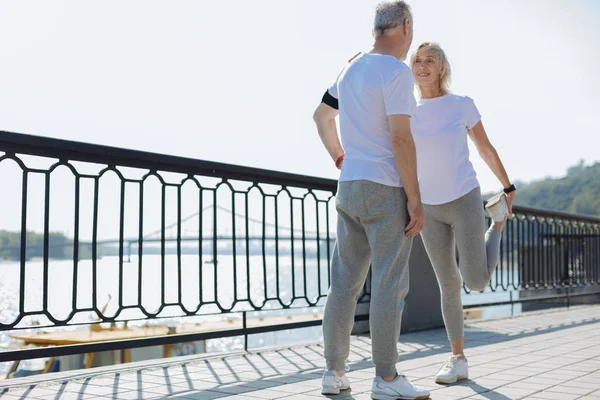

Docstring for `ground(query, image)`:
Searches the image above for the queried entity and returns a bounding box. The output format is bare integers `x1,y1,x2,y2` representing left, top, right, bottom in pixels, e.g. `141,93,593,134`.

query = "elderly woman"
410,42,516,384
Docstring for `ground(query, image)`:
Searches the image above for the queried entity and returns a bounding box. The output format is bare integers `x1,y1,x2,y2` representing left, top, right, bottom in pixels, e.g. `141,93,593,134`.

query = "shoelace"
441,361,455,371
440,355,463,372
377,374,409,387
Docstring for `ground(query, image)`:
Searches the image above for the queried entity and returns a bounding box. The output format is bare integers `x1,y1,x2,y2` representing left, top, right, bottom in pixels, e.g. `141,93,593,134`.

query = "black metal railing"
462,206,600,308
474,206,600,292
0,130,370,363
0,130,599,363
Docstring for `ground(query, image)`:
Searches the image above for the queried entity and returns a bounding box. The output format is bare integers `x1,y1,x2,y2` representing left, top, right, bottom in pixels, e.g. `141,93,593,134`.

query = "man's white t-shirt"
328,53,416,187
410,94,482,205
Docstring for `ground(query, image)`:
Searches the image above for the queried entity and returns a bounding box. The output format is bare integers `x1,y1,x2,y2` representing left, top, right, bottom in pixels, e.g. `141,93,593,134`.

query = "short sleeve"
383,67,416,117
465,96,482,129
328,80,338,99
321,74,340,109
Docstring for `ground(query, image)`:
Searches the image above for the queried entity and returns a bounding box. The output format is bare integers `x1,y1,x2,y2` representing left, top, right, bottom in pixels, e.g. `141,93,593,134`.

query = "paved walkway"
1,305,599,400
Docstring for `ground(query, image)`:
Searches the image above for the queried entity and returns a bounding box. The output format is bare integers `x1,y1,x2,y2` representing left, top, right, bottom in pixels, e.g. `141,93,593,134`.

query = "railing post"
243,311,248,352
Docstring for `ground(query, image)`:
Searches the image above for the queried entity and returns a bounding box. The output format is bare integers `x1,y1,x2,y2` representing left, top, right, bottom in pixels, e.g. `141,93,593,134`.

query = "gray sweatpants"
323,180,413,378
420,187,502,340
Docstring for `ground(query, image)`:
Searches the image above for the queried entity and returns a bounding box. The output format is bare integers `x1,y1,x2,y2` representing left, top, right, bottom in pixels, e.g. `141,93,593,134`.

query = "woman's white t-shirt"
411,94,482,205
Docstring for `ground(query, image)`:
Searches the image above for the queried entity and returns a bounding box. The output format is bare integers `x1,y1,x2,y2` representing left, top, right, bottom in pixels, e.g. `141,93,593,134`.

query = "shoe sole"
371,394,430,400
435,375,468,385
321,387,351,395
485,194,509,221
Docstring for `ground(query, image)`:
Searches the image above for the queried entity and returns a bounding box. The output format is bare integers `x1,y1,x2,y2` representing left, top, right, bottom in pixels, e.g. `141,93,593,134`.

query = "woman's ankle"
490,219,506,231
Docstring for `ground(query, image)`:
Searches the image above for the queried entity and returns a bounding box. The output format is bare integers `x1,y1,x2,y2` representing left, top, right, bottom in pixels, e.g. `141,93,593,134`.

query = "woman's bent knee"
463,275,489,292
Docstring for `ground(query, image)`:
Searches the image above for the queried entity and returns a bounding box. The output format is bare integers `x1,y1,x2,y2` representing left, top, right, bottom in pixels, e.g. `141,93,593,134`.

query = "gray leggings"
420,187,502,340
323,180,413,378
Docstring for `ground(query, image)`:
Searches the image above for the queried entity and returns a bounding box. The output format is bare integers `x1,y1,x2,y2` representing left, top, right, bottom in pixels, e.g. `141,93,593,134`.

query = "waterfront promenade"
1,305,599,400
1,131,600,399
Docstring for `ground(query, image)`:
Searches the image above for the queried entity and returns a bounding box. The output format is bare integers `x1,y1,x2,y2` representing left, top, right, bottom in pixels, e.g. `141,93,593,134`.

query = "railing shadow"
1,308,597,399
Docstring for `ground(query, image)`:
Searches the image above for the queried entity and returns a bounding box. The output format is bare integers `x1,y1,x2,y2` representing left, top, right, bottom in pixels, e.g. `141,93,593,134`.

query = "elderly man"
313,1,429,399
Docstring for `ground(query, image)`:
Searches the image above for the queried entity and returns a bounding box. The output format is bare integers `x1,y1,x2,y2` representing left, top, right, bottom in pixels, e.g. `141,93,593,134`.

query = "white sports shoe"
321,369,351,395
371,374,430,400
434,354,469,384
485,192,509,222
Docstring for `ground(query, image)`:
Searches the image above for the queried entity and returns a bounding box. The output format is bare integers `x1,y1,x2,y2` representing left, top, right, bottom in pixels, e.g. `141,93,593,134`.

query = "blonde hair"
410,42,452,95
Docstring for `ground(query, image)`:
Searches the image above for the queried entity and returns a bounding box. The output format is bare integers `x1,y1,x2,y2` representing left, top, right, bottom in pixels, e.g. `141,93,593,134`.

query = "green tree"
513,161,600,217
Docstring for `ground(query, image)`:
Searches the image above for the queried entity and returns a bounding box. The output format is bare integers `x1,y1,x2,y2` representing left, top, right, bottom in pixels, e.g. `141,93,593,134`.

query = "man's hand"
387,114,423,237
405,198,424,237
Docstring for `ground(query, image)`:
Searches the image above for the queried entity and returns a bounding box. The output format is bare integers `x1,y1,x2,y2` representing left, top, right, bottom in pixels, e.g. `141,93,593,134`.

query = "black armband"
321,90,339,110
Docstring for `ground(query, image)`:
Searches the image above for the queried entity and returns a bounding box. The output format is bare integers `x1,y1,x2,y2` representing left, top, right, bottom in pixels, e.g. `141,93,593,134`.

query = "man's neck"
370,39,405,61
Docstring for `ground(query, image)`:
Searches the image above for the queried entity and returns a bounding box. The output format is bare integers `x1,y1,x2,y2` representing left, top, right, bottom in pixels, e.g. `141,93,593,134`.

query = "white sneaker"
485,192,509,222
371,374,430,400
321,369,351,395
435,354,468,384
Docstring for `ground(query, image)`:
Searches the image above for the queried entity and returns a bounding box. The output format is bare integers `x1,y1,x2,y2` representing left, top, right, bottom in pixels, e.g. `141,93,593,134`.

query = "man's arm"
313,101,344,167
388,114,424,237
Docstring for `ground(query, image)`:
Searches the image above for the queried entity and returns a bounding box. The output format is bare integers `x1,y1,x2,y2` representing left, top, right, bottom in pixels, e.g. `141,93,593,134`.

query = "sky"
0,0,599,236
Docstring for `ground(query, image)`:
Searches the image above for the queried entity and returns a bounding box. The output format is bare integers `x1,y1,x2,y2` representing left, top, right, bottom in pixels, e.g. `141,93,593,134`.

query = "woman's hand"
506,191,516,215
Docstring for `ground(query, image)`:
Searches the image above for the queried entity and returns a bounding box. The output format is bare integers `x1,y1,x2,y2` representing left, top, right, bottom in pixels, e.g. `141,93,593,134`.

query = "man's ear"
404,18,411,35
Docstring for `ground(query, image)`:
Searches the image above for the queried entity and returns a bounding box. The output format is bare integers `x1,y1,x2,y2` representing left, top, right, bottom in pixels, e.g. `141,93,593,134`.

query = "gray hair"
374,1,412,33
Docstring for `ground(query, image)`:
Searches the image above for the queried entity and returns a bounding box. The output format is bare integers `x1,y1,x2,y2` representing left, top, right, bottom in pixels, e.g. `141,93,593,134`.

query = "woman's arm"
468,120,516,213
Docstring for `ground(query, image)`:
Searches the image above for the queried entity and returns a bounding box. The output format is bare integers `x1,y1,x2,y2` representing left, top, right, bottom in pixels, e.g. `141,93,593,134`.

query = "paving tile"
266,382,315,395
559,380,600,390
170,381,222,392
507,381,553,391
351,394,376,400
492,384,540,398
465,377,515,389
103,390,165,399
466,394,515,400
544,385,596,395
523,391,580,400
163,389,230,400
36,393,105,400
210,395,265,400
569,374,600,384
272,395,326,400
431,384,487,397
0,306,598,400
227,388,298,399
